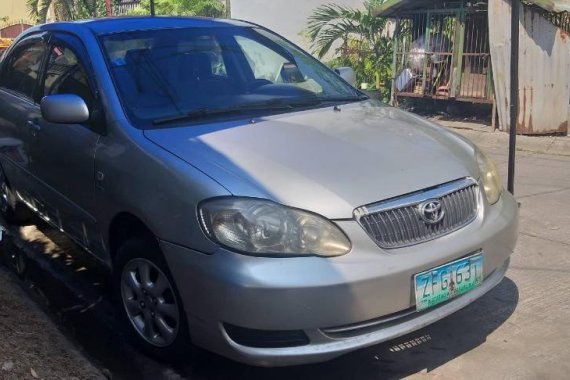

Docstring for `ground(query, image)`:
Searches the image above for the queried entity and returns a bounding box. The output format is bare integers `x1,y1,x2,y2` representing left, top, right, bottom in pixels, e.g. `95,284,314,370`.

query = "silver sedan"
0,17,518,366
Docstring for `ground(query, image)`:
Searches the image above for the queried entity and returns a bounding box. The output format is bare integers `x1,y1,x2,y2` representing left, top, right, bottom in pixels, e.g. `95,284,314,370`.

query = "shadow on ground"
399,99,493,127
0,221,519,380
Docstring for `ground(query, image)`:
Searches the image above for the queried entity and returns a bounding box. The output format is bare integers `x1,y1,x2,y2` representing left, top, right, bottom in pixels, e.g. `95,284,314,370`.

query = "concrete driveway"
0,124,568,379
394,124,570,379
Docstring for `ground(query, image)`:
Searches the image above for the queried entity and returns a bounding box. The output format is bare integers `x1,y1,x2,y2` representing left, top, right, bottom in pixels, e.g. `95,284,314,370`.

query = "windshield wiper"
153,107,241,125
152,99,301,126
319,95,369,103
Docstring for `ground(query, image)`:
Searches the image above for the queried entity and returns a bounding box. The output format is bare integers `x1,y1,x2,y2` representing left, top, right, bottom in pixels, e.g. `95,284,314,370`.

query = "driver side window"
43,43,95,109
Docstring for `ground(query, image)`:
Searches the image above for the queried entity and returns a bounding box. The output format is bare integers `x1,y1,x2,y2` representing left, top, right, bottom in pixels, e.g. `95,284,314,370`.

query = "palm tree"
28,0,72,22
225,0,231,18
307,1,392,93
128,0,226,18
307,2,389,59
27,0,102,23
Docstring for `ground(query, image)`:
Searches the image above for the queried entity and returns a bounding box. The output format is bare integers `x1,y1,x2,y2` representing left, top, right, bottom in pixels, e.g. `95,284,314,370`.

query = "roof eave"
372,0,407,17
529,0,570,13
373,0,570,17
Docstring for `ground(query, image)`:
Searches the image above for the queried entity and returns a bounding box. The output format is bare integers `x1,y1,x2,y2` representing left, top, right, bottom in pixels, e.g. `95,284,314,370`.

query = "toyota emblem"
418,200,445,224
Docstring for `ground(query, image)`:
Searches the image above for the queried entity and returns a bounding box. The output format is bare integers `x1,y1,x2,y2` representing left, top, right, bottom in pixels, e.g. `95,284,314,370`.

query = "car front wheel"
113,237,191,358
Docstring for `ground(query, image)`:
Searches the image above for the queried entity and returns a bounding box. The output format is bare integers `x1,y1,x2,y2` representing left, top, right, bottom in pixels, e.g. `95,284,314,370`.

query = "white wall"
231,0,366,53
0,0,31,22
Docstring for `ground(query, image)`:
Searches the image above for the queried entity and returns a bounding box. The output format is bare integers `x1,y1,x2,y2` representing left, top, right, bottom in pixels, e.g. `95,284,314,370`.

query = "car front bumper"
161,191,518,366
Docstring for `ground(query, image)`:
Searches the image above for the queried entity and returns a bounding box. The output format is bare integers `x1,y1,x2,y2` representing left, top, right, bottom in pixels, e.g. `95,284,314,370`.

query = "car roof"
26,16,256,36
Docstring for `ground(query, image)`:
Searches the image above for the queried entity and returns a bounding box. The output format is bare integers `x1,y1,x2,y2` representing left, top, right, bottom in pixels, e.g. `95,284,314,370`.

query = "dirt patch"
0,221,188,380
0,265,104,380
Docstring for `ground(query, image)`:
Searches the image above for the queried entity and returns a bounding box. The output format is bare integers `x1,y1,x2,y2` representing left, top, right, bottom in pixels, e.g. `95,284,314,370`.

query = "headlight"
476,149,503,205
198,198,351,257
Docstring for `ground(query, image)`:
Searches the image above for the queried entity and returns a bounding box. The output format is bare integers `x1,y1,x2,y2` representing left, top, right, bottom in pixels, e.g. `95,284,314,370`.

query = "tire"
0,168,32,225
112,236,192,359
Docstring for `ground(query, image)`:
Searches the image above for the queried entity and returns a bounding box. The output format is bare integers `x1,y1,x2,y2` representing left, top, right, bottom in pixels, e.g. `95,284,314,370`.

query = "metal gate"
459,11,492,100
392,4,493,104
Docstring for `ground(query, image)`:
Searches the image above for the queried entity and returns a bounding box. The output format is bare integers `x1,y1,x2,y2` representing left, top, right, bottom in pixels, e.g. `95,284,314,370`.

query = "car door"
27,33,104,255
0,35,48,205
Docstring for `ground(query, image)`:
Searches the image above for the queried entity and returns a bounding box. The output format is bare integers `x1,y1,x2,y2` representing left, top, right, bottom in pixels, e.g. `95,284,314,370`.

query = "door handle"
27,121,41,137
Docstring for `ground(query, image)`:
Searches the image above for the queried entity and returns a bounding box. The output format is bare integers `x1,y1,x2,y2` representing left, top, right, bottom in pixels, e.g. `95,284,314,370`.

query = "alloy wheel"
120,258,180,347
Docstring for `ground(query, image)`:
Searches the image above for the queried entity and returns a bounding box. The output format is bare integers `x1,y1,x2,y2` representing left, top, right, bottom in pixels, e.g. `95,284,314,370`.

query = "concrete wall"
231,0,366,53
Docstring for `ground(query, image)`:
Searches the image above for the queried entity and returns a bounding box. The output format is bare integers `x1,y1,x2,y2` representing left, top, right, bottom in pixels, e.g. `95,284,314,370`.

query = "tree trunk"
105,0,113,16
225,0,231,18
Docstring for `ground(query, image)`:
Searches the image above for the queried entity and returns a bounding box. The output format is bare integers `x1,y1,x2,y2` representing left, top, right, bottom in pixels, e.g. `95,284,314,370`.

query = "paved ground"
406,120,570,379
0,122,569,379
434,117,570,157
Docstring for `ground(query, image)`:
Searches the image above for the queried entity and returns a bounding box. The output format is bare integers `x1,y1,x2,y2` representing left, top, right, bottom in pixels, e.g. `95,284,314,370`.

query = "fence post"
507,0,519,194
451,8,465,98
390,19,399,105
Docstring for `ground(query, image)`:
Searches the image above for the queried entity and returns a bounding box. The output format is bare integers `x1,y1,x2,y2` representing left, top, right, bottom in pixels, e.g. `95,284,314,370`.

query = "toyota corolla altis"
0,17,518,366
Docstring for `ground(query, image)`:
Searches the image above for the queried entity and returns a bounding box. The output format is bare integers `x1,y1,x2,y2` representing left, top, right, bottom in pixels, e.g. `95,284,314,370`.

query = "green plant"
27,0,106,22
307,1,393,100
129,0,225,17
27,0,225,22
75,0,107,19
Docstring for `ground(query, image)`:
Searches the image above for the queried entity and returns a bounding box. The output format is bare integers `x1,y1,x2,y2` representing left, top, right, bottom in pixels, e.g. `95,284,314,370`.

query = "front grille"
355,178,480,249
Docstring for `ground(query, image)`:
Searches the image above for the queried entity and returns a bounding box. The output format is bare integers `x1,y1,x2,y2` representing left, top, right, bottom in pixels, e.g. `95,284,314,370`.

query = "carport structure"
375,0,570,136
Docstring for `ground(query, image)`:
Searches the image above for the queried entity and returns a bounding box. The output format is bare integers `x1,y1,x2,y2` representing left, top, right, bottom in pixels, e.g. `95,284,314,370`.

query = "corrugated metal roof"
373,0,432,17
374,0,570,17
530,0,570,13
489,0,569,135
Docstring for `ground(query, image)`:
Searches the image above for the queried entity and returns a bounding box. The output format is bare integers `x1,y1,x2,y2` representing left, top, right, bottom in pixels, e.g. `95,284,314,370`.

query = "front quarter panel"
71,27,231,264
94,120,231,266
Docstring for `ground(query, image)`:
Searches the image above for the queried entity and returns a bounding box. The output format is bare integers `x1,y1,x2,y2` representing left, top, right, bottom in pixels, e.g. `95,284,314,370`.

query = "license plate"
414,253,484,312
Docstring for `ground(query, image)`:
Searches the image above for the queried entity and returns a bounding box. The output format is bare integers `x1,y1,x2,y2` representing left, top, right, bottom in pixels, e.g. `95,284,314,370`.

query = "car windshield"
100,26,364,128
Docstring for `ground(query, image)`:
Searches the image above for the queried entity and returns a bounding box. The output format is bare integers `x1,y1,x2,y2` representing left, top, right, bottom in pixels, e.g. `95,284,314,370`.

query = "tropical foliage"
27,0,107,23
27,0,225,23
128,0,225,18
307,0,392,98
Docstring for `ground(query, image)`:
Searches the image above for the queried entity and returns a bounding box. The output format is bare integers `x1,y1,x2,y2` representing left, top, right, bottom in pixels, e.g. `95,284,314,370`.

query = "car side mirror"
334,67,356,87
41,94,90,124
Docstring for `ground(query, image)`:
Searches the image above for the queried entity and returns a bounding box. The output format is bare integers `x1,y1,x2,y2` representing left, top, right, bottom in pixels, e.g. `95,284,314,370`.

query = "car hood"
144,100,478,219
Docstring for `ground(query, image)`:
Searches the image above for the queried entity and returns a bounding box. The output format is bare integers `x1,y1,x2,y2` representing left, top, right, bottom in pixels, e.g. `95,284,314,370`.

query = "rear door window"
0,40,47,99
